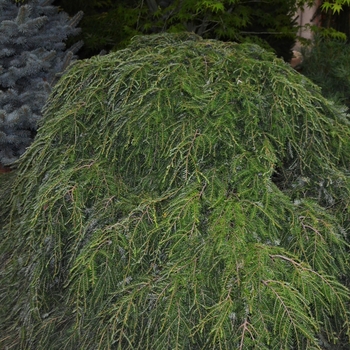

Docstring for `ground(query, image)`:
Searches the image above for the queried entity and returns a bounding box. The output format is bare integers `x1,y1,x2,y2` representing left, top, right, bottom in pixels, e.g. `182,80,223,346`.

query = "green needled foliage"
1,32,350,349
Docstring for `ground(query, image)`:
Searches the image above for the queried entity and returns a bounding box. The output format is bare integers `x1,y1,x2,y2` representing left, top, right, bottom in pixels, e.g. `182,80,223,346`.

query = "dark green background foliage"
1,33,350,349
301,35,350,111
53,0,303,60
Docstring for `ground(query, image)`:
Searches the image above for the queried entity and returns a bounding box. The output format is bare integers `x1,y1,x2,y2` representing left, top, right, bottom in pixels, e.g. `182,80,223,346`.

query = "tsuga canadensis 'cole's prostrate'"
1,32,350,350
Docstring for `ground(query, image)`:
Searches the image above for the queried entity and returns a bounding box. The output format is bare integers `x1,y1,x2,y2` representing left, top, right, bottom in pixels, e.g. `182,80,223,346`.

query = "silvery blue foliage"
0,0,83,164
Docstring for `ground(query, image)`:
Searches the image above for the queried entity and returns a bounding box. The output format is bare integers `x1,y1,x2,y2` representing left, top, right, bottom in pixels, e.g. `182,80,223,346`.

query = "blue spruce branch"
0,0,83,165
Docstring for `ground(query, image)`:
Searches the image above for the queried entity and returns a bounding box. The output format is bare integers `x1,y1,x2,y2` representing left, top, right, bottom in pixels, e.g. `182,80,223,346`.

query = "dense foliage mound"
1,33,350,349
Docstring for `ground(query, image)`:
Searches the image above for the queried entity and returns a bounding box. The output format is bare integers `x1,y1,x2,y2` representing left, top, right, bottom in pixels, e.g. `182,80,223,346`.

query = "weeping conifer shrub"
1,32,350,349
